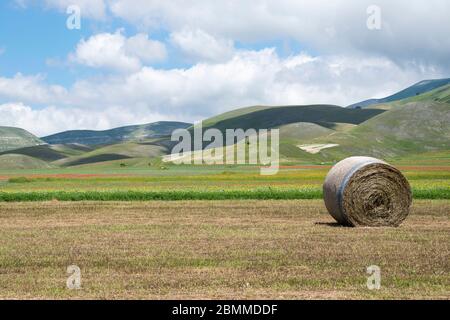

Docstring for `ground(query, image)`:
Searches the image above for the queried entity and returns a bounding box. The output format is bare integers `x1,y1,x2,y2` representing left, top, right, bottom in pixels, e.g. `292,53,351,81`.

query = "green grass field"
0,162,449,201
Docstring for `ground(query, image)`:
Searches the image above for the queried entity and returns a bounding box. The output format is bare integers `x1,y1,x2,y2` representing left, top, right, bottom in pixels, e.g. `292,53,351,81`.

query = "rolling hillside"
164,85,450,163
1,79,449,168
42,121,192,145
403,83,450,104
201,105,384,132
0,154,53,169
0,143,94,162
201,105,274,127
0,145,67,162
310,85,450,160
0,127,45,152
54,142,167,167
348,78,450,109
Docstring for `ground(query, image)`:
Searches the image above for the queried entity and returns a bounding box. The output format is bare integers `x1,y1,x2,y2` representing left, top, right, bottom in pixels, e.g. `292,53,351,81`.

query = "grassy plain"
0,164,448,201
0,200,448,299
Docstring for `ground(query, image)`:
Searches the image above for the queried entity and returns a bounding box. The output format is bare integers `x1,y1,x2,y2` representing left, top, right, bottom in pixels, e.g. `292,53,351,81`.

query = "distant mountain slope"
202,105,384,132
348,78,450,109
0,154,53,169
0,143,95,162
315,85,450,159
166,104,384,155
0,145,67,162
166,85,450,163
2,78,449,169
404,84,450,104
278,122,335,141
0,127,45,152
201,105,273,127
50,143,94,156
42,121,192,145
55,142,167,167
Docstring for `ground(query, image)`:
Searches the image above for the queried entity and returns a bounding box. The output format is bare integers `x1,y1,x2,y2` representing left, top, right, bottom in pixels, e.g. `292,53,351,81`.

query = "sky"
0,0,449,136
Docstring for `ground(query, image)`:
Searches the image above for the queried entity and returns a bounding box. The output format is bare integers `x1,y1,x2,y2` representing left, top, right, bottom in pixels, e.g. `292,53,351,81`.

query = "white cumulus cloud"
0,49,444,136
170,28,235,63
16,0,450,69
70,31,167,72
0,102,171,137
107,0,450,70
0,74,67,105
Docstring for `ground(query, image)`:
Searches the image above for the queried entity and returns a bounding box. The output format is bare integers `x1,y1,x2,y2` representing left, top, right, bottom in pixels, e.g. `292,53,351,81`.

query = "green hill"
0,143,95,162
55,141,167,167
169,85,450,164
311,85,450,160
348,78,450,109
156,104,384,163
278,122,335,141
202,105,384,132
1,80,449,169
0,145,67,162
201,105,273,127
159,105,383,156
404,83,450,104
0,127,44,152
0,154,53,169
50,143,94,155
42,121,192,145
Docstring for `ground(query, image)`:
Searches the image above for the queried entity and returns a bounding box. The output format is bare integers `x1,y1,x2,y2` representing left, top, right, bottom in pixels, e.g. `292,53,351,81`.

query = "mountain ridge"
0,78,449,167
42,121,192,145
348,78,450,109
0,126,45,153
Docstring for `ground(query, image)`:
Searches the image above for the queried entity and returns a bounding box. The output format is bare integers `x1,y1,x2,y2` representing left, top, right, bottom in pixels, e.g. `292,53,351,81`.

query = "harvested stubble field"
0,200,448,299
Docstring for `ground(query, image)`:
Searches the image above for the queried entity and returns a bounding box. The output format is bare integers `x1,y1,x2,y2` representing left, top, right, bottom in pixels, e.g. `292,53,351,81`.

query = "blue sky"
0,1,161,86
0,0,449,136
0,1,308,85
1,1,88,85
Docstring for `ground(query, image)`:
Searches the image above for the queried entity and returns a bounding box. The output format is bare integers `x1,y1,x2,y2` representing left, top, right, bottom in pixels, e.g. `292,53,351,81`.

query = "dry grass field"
0,200,449,299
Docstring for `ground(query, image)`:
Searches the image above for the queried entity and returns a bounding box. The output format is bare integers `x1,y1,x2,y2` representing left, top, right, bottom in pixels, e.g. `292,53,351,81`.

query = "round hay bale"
323,156,412,227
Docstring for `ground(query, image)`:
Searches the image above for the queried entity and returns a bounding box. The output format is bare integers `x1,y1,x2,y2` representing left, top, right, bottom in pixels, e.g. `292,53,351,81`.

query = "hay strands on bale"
323,156,412,227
